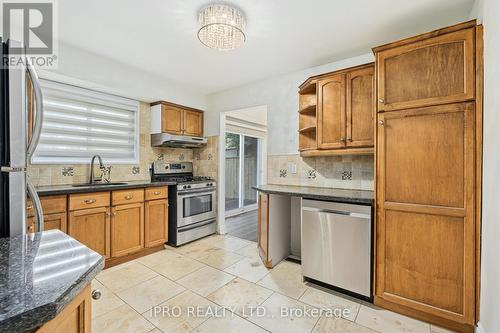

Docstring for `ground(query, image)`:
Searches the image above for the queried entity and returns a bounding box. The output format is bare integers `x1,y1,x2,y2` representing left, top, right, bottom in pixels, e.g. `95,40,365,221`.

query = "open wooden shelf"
299,81,317,95
298,105,316,115
298,125,316,133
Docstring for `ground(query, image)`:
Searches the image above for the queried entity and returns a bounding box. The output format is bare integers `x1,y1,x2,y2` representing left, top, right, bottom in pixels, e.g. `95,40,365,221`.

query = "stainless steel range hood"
151,133,207,148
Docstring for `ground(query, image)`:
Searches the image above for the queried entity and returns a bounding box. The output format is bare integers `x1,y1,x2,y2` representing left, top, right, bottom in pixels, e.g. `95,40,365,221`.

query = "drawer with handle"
69,192,110,210
112,188,144,205
27,195,67,217
145,186,168,201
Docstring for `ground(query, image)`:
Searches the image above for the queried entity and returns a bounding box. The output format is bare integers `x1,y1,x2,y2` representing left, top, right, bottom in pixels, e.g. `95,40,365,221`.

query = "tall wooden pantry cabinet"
373,20,482,333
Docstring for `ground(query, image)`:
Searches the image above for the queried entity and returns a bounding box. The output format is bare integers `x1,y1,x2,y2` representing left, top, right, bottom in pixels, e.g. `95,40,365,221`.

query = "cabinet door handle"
153,191,161,195
379,98,385,103
340,137,346,142
106,212,111,217
92,290,102,300
125,195,133,200
85,199,96,204
378,120,384,125
347,136,352,141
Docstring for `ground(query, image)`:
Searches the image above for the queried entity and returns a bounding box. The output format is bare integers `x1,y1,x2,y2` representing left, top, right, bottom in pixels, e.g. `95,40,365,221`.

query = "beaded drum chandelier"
198,3,246,51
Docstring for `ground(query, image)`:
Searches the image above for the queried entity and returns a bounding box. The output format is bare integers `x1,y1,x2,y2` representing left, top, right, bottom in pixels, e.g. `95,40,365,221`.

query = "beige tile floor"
92,234,457,333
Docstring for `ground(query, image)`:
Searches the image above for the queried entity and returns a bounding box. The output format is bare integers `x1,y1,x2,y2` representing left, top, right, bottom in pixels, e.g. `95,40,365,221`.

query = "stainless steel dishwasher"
301,199,372,299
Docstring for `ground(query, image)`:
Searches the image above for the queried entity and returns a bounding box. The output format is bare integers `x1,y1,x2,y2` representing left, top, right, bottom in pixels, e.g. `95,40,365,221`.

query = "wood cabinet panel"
258,193,270,266
112,188,144,205
145,186,168,201
317,74,346,149
161,106,184,135
376,103,475,324
346,66,374,147
28,195,67,217
183,110,203,136
36,284,91,333
145,199,168,247
382,104,468,208
69,207,111,258
383,210,465,314
44,212,67,232
111,203,144,257
69,192,110,210
377,28,475,111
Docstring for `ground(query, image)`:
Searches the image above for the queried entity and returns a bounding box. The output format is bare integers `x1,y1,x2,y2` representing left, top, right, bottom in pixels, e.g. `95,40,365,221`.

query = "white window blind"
32,80,139,164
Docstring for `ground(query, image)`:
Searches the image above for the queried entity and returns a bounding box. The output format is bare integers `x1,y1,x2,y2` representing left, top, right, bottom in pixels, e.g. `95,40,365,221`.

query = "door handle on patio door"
27,176,44,232
26,59,44,160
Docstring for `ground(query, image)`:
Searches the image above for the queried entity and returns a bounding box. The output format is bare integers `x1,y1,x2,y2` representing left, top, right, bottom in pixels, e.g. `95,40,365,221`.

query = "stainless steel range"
151,161,216,246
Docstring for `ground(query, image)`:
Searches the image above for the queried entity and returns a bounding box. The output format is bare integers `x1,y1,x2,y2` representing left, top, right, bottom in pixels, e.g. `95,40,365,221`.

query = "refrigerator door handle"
27,176,44,232
26,59,44,160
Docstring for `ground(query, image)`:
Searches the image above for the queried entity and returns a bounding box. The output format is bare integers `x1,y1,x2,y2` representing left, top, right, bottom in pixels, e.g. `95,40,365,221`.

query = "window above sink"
31,80,140,165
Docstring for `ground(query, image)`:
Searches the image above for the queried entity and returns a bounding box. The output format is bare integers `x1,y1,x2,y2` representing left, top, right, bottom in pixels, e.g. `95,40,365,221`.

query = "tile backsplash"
267,154,374,190
27,102,217,186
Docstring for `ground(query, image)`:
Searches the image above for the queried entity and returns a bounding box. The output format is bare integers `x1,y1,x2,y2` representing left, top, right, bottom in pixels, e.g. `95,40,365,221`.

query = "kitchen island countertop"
0,230,104,332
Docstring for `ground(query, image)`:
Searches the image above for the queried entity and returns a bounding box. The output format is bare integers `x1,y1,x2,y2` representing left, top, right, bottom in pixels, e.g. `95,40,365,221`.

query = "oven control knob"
187,185,191,189
165,165,169,169
182,165,186,169
183,185,187,189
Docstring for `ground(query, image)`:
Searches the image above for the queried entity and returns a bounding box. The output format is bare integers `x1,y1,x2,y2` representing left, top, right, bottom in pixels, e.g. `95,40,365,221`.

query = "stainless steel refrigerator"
0,38,44,238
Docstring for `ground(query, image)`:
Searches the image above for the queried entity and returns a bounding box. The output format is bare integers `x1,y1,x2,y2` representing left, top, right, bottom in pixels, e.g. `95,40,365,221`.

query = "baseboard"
476,322,486,333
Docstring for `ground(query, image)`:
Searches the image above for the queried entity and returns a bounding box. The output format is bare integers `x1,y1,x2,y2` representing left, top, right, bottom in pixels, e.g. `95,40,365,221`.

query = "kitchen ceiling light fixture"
198,3,246,51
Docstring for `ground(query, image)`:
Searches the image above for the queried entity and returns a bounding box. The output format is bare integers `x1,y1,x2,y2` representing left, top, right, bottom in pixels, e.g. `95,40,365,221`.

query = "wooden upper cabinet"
375,27,475,111
153,101,204,137
346,66,374,147
183,109,203,137
317,73,346,149
162,106,184,135
300,63,374,156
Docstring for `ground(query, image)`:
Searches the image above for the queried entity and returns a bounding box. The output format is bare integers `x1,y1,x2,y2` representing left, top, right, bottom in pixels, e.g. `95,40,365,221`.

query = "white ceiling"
58,0,475,95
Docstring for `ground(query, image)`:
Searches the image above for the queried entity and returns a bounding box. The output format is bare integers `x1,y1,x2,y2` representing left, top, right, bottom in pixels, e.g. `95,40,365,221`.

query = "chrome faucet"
89,155,106,184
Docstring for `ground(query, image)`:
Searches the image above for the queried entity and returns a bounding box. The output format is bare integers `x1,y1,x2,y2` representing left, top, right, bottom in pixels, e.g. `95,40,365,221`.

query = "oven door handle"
178,219,216,232
177,188,216,196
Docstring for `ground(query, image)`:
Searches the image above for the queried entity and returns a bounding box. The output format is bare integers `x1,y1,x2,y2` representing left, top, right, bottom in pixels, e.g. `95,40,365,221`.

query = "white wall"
469,1,500,332
206,53,374,152
40,42,208,109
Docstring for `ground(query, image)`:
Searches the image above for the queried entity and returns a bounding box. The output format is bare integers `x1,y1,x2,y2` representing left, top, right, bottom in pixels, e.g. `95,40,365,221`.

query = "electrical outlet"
288,163,297,174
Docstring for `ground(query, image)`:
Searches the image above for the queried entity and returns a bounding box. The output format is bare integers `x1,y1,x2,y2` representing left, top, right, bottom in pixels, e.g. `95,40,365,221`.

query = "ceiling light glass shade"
198,4,246,51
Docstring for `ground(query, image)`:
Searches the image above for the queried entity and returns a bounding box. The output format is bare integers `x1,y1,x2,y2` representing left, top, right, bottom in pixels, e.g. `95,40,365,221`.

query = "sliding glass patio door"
225,133,261,214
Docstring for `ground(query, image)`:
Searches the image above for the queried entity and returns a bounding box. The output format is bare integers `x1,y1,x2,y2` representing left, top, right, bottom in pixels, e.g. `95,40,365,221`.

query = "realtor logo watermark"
1,0,58,68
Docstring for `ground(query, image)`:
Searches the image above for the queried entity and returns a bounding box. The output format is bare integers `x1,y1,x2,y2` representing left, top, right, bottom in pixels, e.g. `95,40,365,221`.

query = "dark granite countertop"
253,184,374,205
36,180,177,196
0,230,104,332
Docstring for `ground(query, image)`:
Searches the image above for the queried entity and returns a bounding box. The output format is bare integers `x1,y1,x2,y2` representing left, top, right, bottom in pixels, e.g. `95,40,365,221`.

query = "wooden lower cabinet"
27,195,68,233
37,187,169,265
44,212,67,232
36,284,91,333
257,193,270,267
376,102,476,330
145,199,168,247
111,202,144,257
69,207,111,258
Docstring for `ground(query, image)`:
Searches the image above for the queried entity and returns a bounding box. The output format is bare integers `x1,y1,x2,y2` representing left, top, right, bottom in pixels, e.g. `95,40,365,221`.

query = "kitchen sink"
71,182,129,187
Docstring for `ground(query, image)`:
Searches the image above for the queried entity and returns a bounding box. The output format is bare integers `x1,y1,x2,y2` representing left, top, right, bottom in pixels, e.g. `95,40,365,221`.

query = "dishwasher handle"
302,206,371,219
